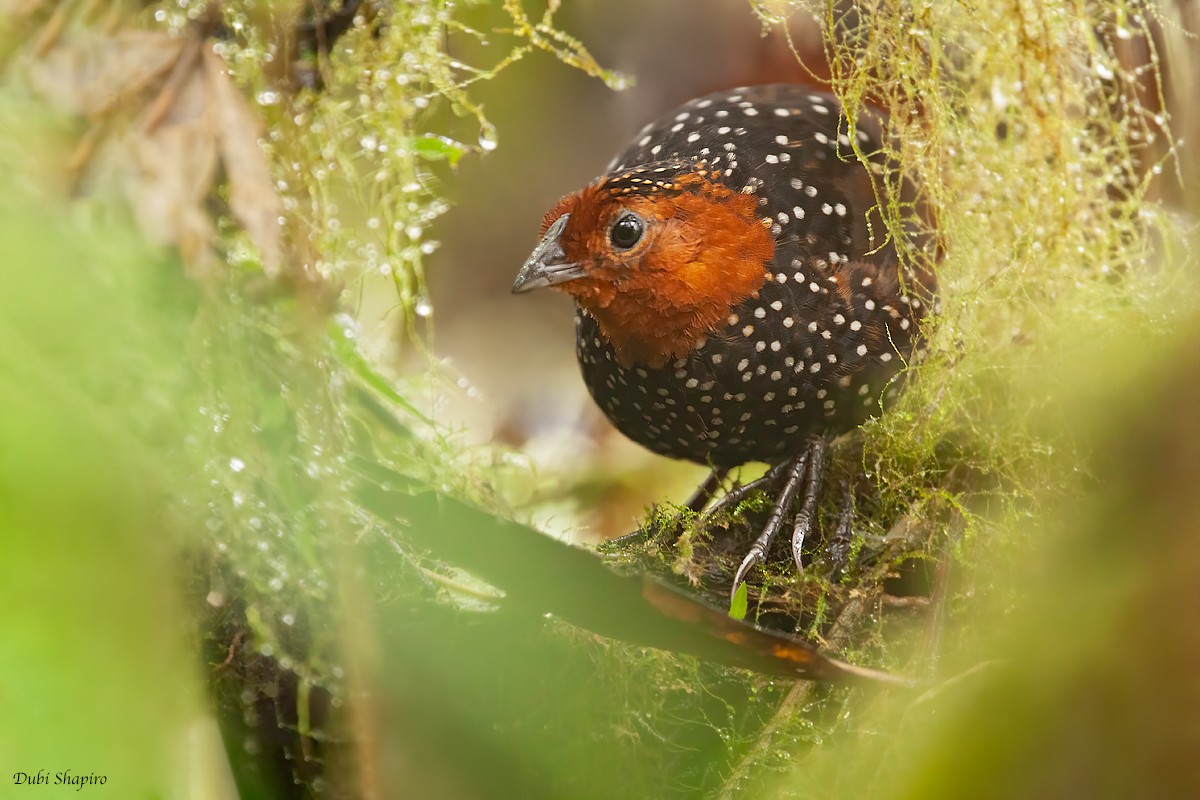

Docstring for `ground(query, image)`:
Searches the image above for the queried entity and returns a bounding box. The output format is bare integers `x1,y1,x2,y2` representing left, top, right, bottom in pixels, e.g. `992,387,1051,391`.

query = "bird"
512,84,935,597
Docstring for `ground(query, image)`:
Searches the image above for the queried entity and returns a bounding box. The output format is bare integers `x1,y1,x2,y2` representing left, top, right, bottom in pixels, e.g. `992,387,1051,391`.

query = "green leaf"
728,581,749,621
410,134,466,165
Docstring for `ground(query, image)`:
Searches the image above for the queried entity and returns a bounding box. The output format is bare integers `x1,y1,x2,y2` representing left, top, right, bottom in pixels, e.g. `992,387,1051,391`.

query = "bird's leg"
824,481,855,578
605,466,752,551
730,452,810,600
789,437,828,574
704,461,788,520
685,467,730,514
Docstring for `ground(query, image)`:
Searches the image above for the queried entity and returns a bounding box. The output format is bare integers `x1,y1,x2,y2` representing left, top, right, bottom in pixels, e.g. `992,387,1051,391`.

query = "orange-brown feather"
543,176,774,368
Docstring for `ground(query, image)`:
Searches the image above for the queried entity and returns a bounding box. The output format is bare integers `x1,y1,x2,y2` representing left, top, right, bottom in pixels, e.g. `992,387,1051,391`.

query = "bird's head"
513,162,775,368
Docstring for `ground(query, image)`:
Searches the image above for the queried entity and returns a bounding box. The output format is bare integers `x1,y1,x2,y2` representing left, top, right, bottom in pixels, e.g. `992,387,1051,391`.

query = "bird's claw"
731,542,767,602
724,438,833,601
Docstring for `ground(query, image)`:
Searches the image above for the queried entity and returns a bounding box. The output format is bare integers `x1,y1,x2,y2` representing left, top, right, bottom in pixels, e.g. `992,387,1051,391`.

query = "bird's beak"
512,214,586,293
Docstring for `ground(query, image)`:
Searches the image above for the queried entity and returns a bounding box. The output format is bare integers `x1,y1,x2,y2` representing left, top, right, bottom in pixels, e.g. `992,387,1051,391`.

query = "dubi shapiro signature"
12,771,108,790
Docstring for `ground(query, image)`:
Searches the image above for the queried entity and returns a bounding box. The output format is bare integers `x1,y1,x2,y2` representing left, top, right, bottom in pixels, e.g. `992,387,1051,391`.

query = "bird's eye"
610,213,644,250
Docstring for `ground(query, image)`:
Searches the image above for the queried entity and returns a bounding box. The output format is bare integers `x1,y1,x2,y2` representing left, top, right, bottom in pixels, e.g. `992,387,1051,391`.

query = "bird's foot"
602,466,731,553
684,467,730,514
823,482,856,579
727,437,831,602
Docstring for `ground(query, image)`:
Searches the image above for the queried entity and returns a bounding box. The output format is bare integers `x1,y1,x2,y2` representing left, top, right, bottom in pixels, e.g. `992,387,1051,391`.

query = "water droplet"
478,123,498,152
229,457,246,473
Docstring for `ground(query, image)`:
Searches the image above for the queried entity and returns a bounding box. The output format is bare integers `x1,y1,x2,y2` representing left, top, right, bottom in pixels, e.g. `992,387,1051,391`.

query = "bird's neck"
575,250,773,369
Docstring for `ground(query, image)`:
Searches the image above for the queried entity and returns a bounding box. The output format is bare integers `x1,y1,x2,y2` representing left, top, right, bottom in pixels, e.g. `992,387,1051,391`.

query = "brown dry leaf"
203,49,283,277
122,40,220,273
27,29,184,118
26,28,284,278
